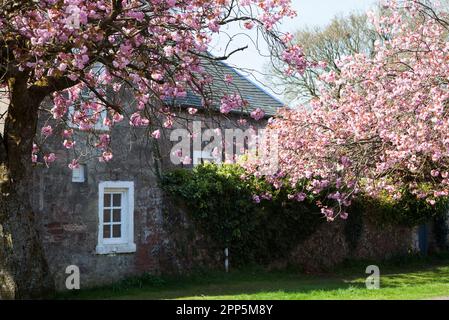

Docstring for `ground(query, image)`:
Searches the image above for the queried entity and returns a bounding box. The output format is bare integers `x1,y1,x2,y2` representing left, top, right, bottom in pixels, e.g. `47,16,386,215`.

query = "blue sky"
211,0,376,100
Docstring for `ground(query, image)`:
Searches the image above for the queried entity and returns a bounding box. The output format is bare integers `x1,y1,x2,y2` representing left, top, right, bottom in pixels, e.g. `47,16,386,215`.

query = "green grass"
59,255,449,300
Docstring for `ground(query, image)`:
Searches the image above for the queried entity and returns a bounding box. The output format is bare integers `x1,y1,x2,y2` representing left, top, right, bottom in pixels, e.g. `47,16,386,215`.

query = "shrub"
161,163,323,265
362,190,448,228
162,164,448,265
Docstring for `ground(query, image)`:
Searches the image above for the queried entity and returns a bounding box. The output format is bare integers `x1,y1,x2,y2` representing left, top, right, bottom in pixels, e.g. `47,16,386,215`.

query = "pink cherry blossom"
224,74,233,83
2,0,303,177
68,159,80,170
188,108,198,115
247,0,449,220
41,126,53,137
151,130,161,139
63,140,75,149
250,108,265,121
220,94,246,114
43,153,56,166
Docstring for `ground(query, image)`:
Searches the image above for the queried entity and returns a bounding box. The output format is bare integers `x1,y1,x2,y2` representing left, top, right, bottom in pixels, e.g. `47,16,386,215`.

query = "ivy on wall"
161,164,324,265
162,164,449,266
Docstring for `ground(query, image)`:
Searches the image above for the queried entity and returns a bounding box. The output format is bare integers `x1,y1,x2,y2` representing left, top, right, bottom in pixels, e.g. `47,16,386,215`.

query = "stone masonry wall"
31,93,420,290
32,101,262,290
285,219,414,272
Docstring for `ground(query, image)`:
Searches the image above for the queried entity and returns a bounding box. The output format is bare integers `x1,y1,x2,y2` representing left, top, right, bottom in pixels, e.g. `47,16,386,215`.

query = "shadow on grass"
57,254,449,300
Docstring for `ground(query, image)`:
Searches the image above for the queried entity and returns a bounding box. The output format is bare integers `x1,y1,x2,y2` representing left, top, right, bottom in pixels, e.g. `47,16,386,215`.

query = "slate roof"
171,58,285,117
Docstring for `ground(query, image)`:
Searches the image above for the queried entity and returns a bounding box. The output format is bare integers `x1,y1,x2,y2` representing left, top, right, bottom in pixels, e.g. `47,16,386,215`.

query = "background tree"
0,0,304,298
269,13,377,104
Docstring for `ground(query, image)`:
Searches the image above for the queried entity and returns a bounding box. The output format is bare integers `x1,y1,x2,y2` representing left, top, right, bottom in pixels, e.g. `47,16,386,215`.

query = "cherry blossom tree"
0,0,304,298
249,0,449,221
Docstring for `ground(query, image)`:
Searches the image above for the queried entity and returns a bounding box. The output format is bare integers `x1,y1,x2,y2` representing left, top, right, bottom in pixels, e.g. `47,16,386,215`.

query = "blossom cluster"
0,0,304,168
247,0,449,220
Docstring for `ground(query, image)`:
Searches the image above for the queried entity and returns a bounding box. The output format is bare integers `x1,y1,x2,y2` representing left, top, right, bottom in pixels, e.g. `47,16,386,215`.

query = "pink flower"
252,195,261,204
163,45,174,57
68,159,80,170
41,125,53,137
224,74,233,83
96,134,110,150
63,129,73,138
244,21,254,30
58,63,68,72
100,151,113,162
112,112,124,123
340,212,349,220
43,153,56,165
250,108,265,121
163,118,173,128
166,0,176,8
151,129,161,139
220,94,245,114
129,112,149,127
181,156,191,165
208,20,220,32
174,149,183,158
63,140,75,149
296,192,306,202
188,108,198,115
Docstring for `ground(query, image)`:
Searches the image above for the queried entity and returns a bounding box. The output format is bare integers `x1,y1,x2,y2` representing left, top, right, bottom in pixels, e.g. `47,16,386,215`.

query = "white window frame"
67,91,109,131
96,181,136,254
193,150,217,166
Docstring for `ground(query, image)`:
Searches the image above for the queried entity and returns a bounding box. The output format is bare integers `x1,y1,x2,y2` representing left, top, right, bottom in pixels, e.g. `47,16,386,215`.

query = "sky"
211,0,377,101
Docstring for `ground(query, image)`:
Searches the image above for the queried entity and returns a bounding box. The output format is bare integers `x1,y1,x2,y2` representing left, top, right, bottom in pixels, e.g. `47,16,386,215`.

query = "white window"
96,181,136,254
193,150,217,166
67,98,109,131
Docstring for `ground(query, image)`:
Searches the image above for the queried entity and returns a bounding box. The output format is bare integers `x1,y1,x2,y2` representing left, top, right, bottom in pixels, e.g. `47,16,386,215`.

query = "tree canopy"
248,0,449,220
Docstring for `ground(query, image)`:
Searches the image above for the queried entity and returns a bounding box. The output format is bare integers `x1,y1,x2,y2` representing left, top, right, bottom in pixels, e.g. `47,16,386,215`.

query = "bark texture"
0,74,54,299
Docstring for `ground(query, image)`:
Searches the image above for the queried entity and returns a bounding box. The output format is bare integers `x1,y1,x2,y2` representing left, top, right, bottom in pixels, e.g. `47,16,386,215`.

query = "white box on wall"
72,164,86,183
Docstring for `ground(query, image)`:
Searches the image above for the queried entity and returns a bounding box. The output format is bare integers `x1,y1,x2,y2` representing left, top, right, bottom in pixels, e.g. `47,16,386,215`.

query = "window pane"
103,224,111,238
112,225,121,238
113,194,121,207
103,209,111,222
104,193,111,207
112,209,121,222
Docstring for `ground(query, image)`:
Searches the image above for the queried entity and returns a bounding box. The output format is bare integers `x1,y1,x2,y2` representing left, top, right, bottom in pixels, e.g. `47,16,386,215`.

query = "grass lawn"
61,255,449,300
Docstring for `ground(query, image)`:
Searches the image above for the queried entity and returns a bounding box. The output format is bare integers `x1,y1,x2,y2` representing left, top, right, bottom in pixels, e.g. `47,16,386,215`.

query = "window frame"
96,181,136,254
193,150,217,166
66,91,110,132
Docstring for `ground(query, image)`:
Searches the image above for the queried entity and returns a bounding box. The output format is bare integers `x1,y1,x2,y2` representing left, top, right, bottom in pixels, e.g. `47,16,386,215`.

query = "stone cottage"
0,60,435,291
27,60,288,290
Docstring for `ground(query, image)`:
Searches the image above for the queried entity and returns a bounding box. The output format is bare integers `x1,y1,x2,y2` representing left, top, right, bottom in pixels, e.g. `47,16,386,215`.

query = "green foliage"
161,163,323,265
363,190,448,228
161,163,448,265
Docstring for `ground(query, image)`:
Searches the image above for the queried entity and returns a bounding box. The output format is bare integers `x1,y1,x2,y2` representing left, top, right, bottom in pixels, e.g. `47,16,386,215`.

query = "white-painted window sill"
96,243,136,255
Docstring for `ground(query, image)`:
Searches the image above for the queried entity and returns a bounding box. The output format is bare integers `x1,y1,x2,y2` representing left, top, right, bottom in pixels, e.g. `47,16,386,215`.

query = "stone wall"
32,101,262,290
31,94,424,290
283,219,414,272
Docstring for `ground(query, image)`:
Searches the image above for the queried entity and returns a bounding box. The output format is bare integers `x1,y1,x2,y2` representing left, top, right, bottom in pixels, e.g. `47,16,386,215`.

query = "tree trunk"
0,74,54,299
0,179,54,299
